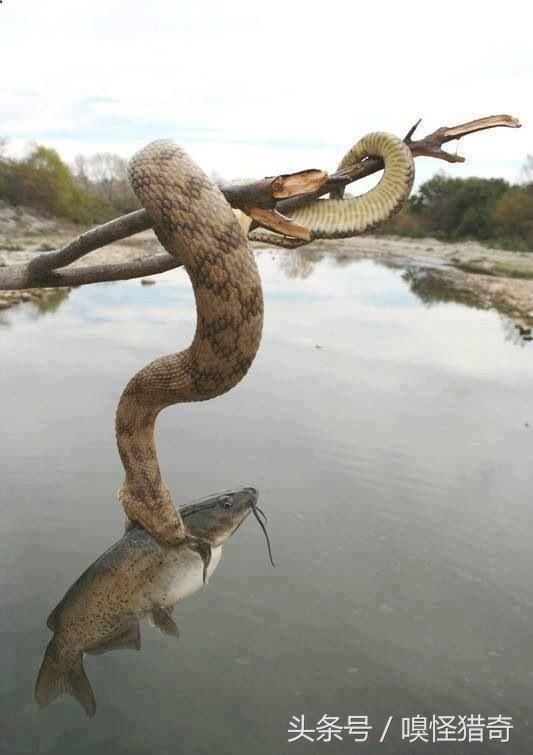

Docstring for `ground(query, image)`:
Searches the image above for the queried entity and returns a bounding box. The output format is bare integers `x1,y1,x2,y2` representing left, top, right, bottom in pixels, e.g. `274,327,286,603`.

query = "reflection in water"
34,288,70,315
0,287,70,326
269,247,532,345
2,251,533,753
402,267,532,343
35,487,265,717
401,267,482,308
276,247,324,279
274,246,360,280
501,317,533,347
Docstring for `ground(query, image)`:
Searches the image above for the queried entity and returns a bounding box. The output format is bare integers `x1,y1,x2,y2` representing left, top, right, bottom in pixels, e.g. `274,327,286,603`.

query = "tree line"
381,157,533,251
1,140,532,251
0,140,139,224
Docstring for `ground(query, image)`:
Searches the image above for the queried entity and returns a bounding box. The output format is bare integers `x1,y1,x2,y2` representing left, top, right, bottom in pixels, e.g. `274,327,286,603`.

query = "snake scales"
248,131,414,246
116,133,414,544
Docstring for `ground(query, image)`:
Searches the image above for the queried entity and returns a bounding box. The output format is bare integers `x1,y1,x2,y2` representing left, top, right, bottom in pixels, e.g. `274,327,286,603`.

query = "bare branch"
0,113,521,290
245,207,312,241
24,168,336,282
405,114,521,164
1,253,180,291
435,114,520,141
26,209,152,277
223,168,331,210
404,118,423,143
274,114,522,217
234,169,332,240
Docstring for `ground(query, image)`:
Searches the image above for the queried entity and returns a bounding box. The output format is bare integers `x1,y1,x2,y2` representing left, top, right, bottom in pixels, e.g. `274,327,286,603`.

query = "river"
1,249,532,754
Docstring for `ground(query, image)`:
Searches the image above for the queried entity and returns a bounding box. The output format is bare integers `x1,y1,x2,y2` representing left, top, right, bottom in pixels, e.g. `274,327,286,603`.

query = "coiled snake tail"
250,131,414,246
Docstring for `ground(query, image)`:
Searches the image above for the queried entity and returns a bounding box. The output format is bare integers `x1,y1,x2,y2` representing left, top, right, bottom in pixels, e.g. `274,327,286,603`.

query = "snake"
115,133,414,545
247,131,414,247
115,140,263,544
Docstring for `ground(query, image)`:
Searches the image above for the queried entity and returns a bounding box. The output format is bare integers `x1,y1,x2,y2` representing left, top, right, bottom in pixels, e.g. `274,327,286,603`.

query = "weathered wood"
274,115,522,217
26,209,152,278
245,207,311,241
0,114,521,290
23,168,333,282
1,253,180,291
406,114,521,163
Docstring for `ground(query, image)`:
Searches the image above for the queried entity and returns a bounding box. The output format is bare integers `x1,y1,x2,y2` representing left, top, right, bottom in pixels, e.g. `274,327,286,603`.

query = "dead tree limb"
22,169,343,283
3,253,179,290
26,209,152,278
272,114,521,217
0,114,521,291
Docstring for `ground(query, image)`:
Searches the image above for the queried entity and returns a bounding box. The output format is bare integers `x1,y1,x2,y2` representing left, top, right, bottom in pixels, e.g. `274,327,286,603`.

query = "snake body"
249,132,414,246
116,140,263,544
115,133,413,545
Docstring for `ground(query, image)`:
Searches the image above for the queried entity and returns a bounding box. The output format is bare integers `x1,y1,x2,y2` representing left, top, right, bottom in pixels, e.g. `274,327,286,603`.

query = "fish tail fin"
35,644,96,718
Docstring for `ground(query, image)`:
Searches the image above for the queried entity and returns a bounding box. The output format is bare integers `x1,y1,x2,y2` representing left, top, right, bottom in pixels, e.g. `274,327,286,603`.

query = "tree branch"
405,114,521,163
273,114,521,217
14,168,344,287
2,253,180,290
26,209,151,278
0,114,521,290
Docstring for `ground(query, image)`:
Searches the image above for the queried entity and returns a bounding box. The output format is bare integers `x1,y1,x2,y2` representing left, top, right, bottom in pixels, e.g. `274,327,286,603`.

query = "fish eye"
220,495,233,510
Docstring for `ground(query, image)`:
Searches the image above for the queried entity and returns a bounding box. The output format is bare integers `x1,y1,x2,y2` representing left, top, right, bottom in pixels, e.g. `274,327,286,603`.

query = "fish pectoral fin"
34,645,96,718
85,622,141,655
149,608,180,639
187,538,212,584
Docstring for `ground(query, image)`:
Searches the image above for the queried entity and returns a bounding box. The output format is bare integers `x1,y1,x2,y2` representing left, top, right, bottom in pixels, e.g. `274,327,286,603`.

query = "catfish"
35,486,273,717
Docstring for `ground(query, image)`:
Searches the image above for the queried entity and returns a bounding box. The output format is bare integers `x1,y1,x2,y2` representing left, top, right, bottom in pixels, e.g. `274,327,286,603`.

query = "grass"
455,259,533,280
492,261,533,280
0,242,24,252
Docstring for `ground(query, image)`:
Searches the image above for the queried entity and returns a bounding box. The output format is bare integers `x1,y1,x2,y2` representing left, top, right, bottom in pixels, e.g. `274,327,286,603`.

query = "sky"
1,0,532,188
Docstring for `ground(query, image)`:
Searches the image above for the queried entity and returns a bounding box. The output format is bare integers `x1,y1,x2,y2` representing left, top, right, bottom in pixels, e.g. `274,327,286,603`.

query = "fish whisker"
255,505,268,525
251,502,276,567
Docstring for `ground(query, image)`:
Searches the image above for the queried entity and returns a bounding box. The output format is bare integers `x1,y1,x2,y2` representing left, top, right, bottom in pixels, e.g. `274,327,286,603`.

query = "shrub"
0,142,128,224
491,185,533,250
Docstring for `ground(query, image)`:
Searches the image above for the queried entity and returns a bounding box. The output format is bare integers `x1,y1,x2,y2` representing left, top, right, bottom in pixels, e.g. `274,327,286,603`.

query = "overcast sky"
1,0,531,187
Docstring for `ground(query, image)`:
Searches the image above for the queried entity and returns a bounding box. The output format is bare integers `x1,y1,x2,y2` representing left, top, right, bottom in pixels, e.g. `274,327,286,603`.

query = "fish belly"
159,545,222,607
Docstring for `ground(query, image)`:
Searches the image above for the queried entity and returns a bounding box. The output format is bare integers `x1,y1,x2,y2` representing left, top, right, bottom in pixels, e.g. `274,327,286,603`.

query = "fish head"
181,486,258,547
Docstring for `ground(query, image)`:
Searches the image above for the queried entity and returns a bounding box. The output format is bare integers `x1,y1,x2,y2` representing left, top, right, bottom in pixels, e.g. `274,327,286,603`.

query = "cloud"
0,0,531,182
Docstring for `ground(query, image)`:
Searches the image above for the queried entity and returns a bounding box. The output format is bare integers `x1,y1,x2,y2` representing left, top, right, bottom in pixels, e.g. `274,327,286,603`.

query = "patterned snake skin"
115,134,413,545
116,140,263,544
249,132,414,246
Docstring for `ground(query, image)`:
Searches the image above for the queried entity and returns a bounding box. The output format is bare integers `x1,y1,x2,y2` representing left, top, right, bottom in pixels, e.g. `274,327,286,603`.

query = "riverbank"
1,201,532,329
310,235,533,329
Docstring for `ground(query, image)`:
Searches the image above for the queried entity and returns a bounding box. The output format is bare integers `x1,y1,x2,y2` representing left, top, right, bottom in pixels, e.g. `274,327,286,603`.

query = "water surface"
1,250,532,754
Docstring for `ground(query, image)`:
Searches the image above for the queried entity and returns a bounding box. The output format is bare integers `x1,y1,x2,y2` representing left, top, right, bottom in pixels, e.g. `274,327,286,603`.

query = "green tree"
0,142,116,223
410,174,509,240
492,185,533,248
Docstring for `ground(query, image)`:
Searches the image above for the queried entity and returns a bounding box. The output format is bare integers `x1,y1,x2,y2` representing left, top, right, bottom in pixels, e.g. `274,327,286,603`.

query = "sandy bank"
1,201,532,329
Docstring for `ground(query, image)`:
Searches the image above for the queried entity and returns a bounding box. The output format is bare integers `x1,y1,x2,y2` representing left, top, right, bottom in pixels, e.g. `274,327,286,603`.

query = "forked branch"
0,114,521,291
405,114,520,163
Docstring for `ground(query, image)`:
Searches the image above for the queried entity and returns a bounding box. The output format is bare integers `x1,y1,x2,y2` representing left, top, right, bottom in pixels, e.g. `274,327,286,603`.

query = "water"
1,249,532,754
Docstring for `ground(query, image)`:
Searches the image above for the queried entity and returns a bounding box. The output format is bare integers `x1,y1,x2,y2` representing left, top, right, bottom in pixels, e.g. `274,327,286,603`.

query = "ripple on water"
1,252,533,753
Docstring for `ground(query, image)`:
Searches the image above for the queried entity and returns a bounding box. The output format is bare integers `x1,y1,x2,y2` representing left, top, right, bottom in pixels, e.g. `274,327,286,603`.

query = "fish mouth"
217,487,276,567
180,486,275,567
180,486,257,517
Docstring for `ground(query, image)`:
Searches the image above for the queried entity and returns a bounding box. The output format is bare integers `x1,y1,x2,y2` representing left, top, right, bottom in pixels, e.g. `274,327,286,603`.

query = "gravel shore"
1,201,532,327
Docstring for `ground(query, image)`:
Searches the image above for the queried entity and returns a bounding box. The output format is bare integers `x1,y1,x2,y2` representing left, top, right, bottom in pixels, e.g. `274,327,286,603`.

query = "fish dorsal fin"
46,605,60,631
149,607,180,639
85,622,141,655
